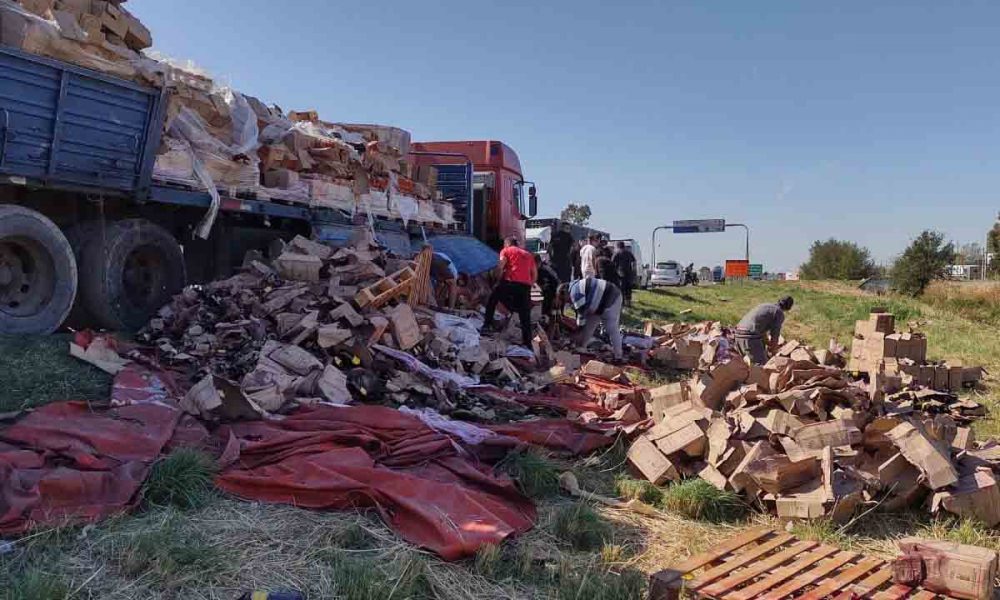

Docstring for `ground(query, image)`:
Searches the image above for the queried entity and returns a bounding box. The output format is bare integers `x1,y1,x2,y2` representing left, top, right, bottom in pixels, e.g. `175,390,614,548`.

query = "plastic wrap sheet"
359,191,391,218
165,90,261,238
0,402,182,535
434,201,457,226
416,199,445,226
214,405,535,560
389,194,419,226
308,179,355,212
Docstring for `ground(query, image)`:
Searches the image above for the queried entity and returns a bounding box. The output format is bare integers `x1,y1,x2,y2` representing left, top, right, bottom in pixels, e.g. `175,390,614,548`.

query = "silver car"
650,261,683,286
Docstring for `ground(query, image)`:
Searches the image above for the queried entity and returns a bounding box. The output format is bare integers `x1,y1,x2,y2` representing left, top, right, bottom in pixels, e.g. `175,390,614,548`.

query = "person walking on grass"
483,237,536,348
735,296,794,365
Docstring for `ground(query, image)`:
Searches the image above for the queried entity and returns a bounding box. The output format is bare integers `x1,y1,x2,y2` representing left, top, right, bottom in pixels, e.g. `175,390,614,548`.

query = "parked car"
650,261,683,287
610,238,650,288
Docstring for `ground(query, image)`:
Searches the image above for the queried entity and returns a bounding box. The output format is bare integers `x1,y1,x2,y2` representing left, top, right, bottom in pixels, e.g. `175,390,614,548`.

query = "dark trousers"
485,281,533,347
620,278,634,307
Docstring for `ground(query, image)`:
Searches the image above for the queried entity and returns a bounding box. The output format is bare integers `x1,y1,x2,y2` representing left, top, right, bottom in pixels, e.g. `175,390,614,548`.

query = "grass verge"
0,334,110,411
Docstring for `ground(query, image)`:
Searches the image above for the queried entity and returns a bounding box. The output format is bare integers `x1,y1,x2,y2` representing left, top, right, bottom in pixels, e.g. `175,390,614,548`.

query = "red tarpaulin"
0,402,181,535
487,419,616,456
215,405,536,560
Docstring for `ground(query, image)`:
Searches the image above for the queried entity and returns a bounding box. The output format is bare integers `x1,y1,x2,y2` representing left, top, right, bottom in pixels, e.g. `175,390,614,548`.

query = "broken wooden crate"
649,527,968,600
354,266,418,309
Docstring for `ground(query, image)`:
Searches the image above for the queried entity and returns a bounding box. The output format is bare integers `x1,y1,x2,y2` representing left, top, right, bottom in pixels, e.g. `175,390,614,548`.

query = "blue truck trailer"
0,46,499,335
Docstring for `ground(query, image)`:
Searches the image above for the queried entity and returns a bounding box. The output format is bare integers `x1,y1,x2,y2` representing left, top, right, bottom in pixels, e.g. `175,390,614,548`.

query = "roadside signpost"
651,218,751,273
673,219,726,234
749,263,764,279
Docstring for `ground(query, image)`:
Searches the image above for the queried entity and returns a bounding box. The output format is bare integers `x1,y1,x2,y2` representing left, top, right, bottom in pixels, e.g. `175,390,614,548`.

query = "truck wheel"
79,219,186,331
0,205,78,334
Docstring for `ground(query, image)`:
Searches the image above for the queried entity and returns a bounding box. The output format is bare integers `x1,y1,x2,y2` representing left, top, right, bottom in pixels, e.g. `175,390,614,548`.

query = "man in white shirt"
579,234,599,278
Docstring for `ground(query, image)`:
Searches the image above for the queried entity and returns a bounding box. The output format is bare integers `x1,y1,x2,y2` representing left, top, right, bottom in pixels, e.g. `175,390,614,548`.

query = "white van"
610,239,650,288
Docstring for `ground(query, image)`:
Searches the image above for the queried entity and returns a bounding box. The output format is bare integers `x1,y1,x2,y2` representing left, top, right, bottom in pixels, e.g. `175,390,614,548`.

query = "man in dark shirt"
548,223,573,283
735,296,794,364
534,254,560,322
612,241,637,307
569,240,583,280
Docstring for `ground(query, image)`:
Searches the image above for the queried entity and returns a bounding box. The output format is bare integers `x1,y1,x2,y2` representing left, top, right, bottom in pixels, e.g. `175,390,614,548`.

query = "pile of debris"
628,311,995,525
132,233,581,425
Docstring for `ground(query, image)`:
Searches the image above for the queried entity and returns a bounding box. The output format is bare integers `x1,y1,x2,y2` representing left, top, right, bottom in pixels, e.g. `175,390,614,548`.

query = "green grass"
551,503,614,551
556,560,646,600
659,479,746,523
101,510,228,590
3,569,69,600
328,553,435,600
498,449,561,499
615,476,665,506
0,334,110,411
142,449,218,511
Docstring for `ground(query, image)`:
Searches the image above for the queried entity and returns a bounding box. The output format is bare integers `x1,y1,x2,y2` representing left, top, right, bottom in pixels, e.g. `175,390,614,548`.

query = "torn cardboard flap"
182,374,264,421
886,422,959,490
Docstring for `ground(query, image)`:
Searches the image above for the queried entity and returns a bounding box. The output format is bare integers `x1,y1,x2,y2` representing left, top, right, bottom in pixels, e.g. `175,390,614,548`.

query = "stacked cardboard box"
1,0,149,80
849,310,982,392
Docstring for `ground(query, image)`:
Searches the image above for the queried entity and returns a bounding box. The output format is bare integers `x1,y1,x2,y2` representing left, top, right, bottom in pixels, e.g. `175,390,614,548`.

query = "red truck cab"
410,140,536,249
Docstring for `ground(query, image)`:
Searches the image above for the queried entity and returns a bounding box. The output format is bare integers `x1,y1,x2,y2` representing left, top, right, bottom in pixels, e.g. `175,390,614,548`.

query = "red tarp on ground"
487,419,616,456
215,405,536,560
0,402,181,535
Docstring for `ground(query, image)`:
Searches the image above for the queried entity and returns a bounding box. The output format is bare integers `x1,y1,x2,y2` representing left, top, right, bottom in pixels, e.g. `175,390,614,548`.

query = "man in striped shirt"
558,277,624,361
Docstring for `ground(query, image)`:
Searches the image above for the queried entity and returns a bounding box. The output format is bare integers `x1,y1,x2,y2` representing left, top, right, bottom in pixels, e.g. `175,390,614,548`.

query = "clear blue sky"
132,1,1000,272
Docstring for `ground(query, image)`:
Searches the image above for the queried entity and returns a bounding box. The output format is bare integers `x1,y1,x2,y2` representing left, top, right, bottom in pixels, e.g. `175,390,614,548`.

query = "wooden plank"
871,584,915,600
652,527,775,588
796,557,883,600
688,533,797,589
760,551,859,600
728,544,839,600
852,568,894,595
699,540,817,597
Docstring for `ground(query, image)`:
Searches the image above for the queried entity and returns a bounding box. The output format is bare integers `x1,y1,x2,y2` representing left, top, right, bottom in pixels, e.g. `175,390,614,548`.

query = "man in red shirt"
483,237,537,348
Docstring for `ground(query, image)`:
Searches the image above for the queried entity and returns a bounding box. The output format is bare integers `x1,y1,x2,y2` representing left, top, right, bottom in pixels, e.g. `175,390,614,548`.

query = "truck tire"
0,205,78,334
79,219,186,331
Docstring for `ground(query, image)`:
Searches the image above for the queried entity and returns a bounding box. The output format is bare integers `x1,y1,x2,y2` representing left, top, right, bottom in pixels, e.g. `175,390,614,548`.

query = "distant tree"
799,239,876,280
891,230,955,296
989,221,1000,275
560,203,592,226
956,242,984,265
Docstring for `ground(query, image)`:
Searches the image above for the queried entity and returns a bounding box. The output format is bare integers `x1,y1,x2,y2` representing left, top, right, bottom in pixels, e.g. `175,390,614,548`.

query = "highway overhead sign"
673,219,726,233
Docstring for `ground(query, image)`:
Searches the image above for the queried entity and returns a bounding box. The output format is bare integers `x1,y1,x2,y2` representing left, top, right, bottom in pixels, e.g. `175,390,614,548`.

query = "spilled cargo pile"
3,234,638,558
0,0,457,239
628,310,993,526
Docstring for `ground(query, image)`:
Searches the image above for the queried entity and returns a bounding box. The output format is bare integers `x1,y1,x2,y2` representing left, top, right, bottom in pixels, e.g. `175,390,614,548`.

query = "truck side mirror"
528,186,538,217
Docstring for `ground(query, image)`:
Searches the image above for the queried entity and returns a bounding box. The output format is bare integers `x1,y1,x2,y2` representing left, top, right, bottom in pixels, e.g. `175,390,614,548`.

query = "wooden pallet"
354,266,417,309
409,246,433,306
650,528,962,600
